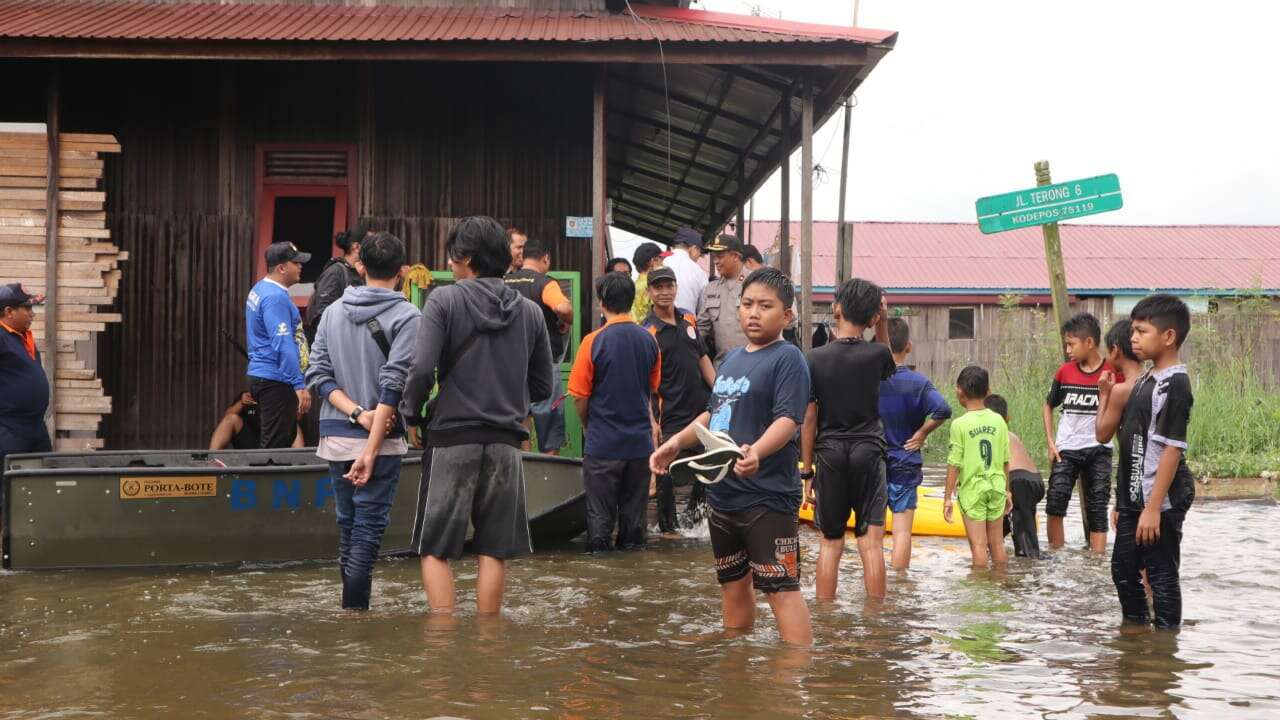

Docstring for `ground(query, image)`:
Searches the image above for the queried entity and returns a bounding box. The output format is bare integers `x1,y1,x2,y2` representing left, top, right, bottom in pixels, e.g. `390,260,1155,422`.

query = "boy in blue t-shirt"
877,318,952,570
651,268,812,645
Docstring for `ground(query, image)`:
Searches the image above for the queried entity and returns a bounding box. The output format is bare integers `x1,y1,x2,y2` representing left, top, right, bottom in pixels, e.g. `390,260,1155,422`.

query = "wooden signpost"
976,163,1124,346
976,162,1125,540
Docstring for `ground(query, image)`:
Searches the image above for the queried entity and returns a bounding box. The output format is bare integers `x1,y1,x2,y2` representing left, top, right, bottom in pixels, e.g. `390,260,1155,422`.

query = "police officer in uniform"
696,234,749,367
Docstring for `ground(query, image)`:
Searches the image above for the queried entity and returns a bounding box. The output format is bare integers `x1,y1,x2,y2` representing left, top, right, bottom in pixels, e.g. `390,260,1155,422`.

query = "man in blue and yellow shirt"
246,242,312,448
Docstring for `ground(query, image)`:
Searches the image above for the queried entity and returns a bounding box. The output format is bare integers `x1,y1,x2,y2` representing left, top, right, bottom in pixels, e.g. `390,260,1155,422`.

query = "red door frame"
254,143,357,306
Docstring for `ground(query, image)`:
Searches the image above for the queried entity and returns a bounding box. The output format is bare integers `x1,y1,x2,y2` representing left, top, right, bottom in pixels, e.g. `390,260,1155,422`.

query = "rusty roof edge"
0,1,902,46
630,4,898,45
0,37,880,64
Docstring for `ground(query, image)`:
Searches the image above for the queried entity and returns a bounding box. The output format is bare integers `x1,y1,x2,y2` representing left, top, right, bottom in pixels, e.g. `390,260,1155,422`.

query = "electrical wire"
622,0,675,195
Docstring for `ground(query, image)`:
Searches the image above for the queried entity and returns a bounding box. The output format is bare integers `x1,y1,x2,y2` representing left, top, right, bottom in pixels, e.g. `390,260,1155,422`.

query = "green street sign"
976,173,1122,234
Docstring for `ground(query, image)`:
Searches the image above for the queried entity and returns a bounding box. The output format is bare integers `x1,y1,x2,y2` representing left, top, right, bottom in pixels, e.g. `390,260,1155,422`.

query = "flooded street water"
3,499,1278,719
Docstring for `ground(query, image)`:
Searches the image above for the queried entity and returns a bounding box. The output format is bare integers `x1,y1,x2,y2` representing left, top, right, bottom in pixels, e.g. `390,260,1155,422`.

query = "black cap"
647,267,677,285
672,227,704,248
0,283,44,309
264,241,312,268
705,234,743,254
633,242,666,270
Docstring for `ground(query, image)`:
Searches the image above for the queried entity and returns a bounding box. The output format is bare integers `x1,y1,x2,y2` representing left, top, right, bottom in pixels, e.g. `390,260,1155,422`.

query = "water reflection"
1,501,1278,718
1083,628,1205,717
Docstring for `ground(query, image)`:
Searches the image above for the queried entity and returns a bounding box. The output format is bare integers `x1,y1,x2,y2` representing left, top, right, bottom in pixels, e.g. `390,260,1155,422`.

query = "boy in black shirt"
1099,295,1195,628
800,278,894,599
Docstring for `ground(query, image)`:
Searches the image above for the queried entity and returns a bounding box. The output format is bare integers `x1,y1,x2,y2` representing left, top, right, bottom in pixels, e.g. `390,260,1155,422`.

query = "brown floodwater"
2,498,1278,719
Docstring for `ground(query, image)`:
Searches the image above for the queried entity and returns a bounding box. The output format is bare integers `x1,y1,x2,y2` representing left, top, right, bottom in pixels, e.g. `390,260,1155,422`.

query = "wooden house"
0,1,897,448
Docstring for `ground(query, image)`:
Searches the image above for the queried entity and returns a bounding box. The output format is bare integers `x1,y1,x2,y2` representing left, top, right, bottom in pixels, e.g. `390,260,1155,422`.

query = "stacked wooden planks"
0,127,124,451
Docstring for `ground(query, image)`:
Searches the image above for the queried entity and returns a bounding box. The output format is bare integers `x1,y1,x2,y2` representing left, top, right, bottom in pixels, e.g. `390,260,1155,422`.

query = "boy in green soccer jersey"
943,365,1012,568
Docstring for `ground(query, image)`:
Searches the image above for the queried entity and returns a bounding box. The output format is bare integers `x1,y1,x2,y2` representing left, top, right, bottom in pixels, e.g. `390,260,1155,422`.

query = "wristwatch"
799,468,815,481
348,406,365,425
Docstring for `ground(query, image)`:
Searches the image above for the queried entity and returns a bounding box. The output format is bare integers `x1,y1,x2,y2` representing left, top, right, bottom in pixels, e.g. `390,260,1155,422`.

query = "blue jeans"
328,454,402,610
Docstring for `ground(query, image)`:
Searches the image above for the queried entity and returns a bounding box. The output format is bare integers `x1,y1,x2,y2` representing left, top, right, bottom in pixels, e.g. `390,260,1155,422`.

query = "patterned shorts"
708,506,801,593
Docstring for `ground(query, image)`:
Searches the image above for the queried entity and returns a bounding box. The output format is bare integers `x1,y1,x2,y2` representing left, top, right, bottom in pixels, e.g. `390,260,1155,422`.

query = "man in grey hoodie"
306,232,420,611
402,215,554,615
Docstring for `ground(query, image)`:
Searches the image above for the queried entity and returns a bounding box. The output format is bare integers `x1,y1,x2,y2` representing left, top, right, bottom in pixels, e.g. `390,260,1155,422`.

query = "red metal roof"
0,1,897,44
745,221,1280,293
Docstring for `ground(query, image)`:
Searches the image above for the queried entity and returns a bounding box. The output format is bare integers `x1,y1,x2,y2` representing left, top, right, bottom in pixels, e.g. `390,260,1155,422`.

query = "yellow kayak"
798,485,966,538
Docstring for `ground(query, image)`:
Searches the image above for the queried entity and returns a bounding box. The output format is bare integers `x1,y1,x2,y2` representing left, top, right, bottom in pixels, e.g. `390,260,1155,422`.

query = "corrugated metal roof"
745,221,1280,293
0,1,898,44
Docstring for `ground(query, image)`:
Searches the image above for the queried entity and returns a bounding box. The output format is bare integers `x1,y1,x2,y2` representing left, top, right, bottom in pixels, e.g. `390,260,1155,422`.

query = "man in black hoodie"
401,215,554,614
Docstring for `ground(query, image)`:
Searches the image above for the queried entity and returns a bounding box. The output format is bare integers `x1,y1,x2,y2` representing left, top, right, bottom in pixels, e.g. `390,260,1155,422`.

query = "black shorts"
709,506,801,594
814,439,887,539
411,443,532,561
1046,446,1112,532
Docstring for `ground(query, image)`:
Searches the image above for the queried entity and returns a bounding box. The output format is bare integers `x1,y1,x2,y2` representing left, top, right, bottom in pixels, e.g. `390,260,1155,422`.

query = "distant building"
746,221,1280,383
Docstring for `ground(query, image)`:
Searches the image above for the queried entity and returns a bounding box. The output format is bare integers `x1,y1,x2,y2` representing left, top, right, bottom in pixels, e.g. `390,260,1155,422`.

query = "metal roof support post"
736,162,745,238
592,66,607,330
800,79,814,352
43,66,60,442
779,85,791,277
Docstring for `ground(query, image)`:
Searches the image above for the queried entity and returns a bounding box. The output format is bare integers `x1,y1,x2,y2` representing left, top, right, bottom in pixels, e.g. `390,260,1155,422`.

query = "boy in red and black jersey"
1041,312,1122,554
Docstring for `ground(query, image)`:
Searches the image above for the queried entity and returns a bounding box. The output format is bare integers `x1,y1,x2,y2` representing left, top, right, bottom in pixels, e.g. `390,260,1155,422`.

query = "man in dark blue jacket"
0,284,52,505
246,242,312,448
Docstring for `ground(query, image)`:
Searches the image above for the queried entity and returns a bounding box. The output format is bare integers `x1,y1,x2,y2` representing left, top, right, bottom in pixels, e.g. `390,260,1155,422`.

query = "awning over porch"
0,1,897,243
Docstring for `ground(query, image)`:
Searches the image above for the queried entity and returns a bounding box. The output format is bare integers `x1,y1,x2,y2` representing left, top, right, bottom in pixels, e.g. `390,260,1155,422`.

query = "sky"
616,0,1278,255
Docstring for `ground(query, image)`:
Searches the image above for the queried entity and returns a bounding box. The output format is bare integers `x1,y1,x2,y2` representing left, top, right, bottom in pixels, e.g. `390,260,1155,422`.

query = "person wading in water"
307,232,419,610
402,216,553,614
642,267,715,535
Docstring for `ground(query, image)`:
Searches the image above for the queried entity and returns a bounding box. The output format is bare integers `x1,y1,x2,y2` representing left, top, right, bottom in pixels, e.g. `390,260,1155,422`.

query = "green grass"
921,293,1280,479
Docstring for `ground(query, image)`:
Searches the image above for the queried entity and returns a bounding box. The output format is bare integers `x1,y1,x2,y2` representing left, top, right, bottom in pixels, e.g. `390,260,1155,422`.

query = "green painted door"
407,270,583,460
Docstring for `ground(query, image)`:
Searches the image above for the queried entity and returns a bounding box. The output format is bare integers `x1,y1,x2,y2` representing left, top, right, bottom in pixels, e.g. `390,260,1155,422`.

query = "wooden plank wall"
0,128,125,450
22,59,595,449
363,63,595,292
896,298,1109,385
